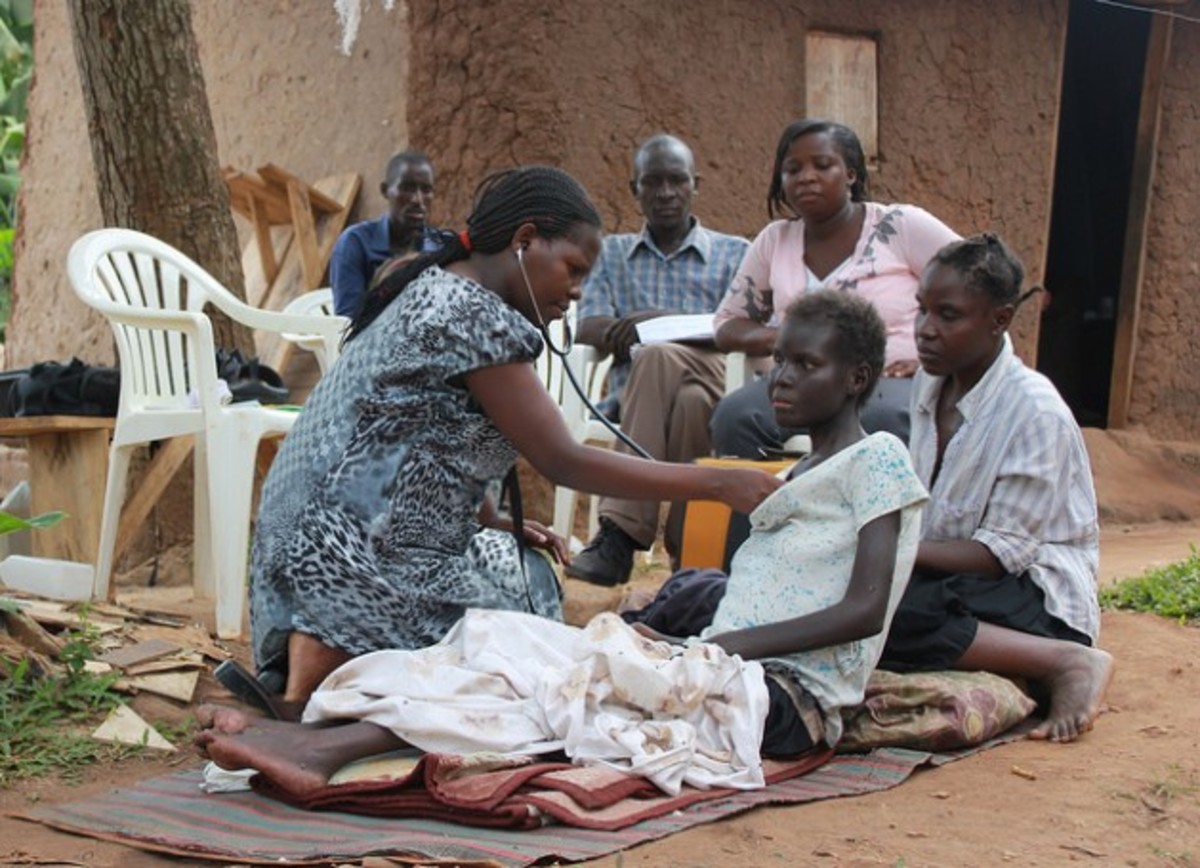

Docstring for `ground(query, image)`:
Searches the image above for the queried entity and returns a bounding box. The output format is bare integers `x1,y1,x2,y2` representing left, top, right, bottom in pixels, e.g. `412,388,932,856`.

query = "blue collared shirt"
329,215,455,317
578,219,749,404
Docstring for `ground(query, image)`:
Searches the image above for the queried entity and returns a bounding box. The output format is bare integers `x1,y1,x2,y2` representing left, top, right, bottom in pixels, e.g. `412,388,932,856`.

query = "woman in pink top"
711,119,960,457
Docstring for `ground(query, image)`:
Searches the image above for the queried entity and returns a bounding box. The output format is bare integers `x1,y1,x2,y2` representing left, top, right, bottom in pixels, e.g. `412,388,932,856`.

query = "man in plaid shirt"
566,134,749,587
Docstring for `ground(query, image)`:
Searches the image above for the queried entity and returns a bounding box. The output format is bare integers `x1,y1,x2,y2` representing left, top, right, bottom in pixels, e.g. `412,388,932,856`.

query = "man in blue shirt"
329,150,455,317
565,134,749,586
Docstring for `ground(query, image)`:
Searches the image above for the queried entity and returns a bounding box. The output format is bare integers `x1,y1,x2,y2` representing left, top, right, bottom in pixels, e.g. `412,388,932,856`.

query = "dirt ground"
0,519,1197,868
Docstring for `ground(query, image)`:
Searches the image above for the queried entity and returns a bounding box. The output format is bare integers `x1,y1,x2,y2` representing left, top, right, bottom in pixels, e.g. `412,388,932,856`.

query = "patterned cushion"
838,669,1036,752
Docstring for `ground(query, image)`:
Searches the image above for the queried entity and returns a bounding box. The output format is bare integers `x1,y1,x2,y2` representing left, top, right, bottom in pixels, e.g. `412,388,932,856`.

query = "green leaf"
0,70,28,118
9,0,33,30
0,18,22,68
0,510,67,534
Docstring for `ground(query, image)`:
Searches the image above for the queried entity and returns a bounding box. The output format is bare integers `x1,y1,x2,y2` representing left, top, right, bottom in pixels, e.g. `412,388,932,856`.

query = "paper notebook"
635,313,715,345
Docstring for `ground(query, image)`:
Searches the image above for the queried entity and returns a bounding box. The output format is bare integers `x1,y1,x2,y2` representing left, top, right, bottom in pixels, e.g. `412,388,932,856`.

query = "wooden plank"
129,622,229,662
97,638,179,669
124,653,204,676
240,223,293,310
806,31,879,165
1108,14,1172,429
92,705,176,751
258,163,344,214
26,427,109,563
0,416,115,437
1,608,66,657
249,195,279,287
124,669,200,703
286,178,324,291
112,436,194,563
9,599,125,633
224,169,292,224
255,172,360,370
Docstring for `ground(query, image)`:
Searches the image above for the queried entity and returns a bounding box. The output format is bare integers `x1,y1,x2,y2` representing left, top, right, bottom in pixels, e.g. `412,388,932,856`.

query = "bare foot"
194,721,343,797
1028,646,1115,743
196,703,307,732
194,704,310,762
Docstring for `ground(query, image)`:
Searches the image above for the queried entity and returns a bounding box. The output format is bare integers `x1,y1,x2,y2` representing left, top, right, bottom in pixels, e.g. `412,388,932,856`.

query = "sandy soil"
1,521,1198,867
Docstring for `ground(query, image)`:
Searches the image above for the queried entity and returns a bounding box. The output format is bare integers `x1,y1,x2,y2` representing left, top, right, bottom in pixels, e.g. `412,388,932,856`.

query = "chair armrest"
200,292,347,341
100,307,211,337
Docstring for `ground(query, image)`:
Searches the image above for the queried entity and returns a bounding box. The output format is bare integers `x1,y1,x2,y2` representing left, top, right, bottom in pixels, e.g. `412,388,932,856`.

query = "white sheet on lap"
303,609,769,794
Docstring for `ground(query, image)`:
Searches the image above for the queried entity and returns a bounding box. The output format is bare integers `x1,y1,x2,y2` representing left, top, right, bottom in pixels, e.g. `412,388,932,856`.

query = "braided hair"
347,166,601,340
929,232,1041,309
767,119,870,219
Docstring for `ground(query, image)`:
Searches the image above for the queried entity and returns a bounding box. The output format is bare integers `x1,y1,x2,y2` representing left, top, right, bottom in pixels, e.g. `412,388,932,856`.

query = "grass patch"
1099,545,1200,624
0,616,136,786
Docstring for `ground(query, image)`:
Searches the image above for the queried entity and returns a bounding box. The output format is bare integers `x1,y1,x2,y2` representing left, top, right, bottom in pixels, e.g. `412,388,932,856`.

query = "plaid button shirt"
578,219,749,404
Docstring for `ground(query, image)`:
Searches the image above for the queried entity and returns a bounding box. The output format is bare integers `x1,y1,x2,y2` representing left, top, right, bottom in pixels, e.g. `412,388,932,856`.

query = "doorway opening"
1039,0,1151,427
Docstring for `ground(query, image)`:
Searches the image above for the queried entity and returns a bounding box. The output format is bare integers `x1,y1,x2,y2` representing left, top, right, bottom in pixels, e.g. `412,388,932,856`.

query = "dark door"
1039,0,1151,427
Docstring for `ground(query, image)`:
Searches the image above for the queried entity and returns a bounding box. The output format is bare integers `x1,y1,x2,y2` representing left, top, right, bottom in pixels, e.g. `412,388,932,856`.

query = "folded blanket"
252,747,833,831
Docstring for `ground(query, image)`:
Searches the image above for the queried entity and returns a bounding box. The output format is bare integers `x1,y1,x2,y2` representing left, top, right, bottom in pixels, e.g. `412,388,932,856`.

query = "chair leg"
202,424,260,639
587,493,601,542
552,484,579,542
192,434,215,602
93,444,135,602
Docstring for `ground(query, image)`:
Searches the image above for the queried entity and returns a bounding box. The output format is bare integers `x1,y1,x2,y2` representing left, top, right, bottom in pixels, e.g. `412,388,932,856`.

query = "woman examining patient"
710,118,960,457
246,166,781,713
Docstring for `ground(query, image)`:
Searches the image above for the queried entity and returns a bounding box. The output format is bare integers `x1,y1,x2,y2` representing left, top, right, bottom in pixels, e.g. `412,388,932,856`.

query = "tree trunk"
66,0,252,353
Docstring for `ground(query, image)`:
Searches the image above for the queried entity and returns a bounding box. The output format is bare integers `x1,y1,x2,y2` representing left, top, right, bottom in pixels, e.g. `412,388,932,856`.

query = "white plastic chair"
552,343,614,542
67,228,347,638
280,288,347,373
724,350,751,393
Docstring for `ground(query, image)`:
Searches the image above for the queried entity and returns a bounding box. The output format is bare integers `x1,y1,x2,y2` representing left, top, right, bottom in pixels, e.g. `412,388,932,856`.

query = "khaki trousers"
600,343,725,553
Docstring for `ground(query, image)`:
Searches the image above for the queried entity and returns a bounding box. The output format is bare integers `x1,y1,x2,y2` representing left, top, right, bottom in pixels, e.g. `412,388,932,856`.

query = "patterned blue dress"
249,267,563,681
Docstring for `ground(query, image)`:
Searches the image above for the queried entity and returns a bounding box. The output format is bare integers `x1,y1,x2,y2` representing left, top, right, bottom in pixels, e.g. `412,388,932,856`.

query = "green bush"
1099,545,1200,624
0,0,31,343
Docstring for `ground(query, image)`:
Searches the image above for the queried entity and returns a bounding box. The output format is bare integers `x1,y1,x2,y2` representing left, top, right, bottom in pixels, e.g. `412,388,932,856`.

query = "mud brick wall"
406,0,1069,356
1129,14,1200,440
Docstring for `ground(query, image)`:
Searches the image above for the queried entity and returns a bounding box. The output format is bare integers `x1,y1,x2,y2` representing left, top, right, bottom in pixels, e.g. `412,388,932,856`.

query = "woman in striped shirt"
879,233,1114,743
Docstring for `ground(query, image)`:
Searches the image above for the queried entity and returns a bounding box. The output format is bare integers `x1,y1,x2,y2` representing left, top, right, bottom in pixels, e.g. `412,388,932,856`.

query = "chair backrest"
280,288,346,372
281,287,336,318
67,229,233,415
533,303,575,397
70,229,348,414
560,344,614,444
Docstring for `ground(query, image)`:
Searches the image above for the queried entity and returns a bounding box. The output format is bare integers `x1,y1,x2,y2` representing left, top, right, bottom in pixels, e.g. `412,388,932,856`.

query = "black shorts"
761,672,820,757
880,570,1092,672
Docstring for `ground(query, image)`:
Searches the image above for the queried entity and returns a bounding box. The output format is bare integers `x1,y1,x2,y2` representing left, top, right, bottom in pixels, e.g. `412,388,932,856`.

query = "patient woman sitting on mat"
196,292,927,795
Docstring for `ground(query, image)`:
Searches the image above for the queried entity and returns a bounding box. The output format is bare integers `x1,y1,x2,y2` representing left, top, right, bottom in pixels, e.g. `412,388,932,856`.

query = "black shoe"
564,518,638,586
212,659,287,719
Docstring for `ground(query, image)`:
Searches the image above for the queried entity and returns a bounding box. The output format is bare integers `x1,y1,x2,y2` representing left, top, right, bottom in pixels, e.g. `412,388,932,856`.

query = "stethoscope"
516,247,653,460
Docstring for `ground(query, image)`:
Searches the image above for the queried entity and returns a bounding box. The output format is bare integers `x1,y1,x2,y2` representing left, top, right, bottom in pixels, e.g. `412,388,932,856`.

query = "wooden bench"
0,417,284,599
0,416,116,563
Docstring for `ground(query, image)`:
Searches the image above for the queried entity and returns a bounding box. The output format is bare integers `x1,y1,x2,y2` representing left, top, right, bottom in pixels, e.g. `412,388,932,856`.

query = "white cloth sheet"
303,609,769,794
